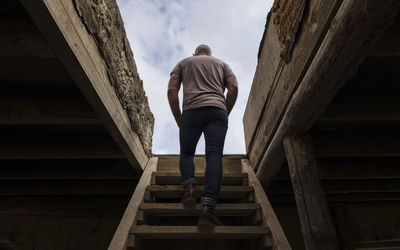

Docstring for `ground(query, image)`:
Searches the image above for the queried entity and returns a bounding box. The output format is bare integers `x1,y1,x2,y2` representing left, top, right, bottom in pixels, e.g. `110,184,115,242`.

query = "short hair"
194,44,212,56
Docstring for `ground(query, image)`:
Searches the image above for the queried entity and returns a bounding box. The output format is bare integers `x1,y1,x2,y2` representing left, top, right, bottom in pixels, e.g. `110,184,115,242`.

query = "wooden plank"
245,0,342,161
0,57,75,90
0,159,138,180
268,179,400,193
153,172,247,185
146,185,252,200
20,0,148,171
353,239,400,249
256,0,400,185
275,159,400,180
313,131,400,158
108,157,158,250
131,226,270,239
0,179,136,196
241,159,291,249
0,196,128,217
0,13,55,57
243,12,282,151
140,203,260,217
0,91,101,126
0,130,123,159
268,193,400,203
156,155,243,173
283,134,339,250
369,18,400,57
315,90,400,125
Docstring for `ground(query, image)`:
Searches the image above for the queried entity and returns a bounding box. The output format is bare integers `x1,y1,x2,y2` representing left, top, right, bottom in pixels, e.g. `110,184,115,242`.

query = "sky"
117,0,273,154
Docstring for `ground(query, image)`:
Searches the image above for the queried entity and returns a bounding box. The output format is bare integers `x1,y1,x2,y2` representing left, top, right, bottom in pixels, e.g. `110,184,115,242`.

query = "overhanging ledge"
20,0,150,171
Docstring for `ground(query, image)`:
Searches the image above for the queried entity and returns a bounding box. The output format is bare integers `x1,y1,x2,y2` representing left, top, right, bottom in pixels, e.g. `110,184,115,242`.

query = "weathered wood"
241,159,291,249
0,91,101,126
153,172,247,185
0,130,123,159
131,226,270,239
146,185,252,200
256,0,400,185
313,131,400,158
20,0,148,170
275,158,400,180
140,203,260,217
0,159,138,180
244,0,342,157
268,179,400,194
283,134,339,250
269,192,400,203
108,157,157,250
0,13,54,57
0,179,135,196
353,239,400,248
316,90,400,125
0,57,75,90
156,155,243,173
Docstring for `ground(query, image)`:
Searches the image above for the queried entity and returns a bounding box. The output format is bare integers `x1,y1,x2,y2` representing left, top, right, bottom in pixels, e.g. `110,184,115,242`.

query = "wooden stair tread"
131,225,270,239
140,203,260,216
146,185,253,199
153,172,248,185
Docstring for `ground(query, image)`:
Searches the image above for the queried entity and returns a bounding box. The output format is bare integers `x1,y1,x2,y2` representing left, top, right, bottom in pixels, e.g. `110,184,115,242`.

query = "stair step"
146,185,253,199
153,172,248,185
131,225,270,239
140,203,260,216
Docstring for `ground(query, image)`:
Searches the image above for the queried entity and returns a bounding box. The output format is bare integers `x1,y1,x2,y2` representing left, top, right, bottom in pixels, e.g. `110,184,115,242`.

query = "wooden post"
283,134,339,250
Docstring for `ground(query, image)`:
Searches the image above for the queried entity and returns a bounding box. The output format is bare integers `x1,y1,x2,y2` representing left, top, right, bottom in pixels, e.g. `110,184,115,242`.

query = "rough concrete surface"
73,0,154,157
272,0,306,62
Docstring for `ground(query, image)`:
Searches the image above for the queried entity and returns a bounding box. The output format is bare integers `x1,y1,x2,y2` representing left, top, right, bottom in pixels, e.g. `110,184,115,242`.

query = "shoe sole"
182,196,196,208
198,219,215,230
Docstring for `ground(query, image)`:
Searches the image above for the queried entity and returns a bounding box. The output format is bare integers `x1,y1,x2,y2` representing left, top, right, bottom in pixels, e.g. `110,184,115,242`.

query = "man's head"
194,44,212,56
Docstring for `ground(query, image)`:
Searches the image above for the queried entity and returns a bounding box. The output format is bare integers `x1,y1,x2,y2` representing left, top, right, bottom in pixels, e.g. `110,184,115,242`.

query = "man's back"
171,55,234,111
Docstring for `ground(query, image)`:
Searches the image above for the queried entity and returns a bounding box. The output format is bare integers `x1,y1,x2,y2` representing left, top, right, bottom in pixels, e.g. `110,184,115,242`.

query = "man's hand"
225,75,238,115
167,73,182,127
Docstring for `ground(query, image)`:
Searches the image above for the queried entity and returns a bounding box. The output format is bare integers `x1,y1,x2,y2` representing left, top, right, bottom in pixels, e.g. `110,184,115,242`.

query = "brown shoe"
198,204,223,228
181,183,197,207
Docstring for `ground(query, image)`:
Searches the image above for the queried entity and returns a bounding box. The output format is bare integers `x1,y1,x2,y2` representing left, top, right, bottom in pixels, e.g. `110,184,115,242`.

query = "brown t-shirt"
171,55,235,111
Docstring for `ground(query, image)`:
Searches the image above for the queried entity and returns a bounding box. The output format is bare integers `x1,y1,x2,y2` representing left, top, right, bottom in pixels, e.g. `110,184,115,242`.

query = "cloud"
117,0,273,154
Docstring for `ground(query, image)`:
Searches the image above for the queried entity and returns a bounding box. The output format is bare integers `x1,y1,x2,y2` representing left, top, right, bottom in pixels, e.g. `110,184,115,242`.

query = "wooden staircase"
108,155,291,250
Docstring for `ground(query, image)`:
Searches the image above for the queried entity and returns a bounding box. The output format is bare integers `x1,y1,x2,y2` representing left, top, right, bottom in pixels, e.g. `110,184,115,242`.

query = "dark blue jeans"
179,106,228,207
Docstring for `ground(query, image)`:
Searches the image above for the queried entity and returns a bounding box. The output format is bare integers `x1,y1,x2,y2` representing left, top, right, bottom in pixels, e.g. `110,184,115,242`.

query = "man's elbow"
228,85,238,95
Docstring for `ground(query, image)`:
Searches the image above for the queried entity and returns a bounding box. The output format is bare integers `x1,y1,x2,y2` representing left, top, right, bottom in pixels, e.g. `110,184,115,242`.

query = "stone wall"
73,0,154,156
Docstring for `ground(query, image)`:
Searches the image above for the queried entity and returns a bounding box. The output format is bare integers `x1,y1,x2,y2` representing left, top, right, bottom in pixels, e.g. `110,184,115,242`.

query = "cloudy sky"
117,0,273,154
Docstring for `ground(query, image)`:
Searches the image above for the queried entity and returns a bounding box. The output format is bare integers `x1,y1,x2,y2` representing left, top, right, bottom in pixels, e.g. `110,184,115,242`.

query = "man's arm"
167,73,182,127
225,75,238,115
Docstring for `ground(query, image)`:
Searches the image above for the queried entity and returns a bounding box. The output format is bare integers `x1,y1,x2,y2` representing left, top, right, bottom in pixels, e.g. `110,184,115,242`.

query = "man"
167,44,238,227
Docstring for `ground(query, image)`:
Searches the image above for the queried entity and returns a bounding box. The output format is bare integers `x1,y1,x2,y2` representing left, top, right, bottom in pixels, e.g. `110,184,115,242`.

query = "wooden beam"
275,158,400,180
256,0,400,185
315,90,400,128
0,91,101,126
0,13,55,57
131,225,270,239
313,131,400,158
0,57,75,90
0,130,123,159
0,179,136,196
283,134,339,250
268,179,400,194
108,157,158,250
241,159,291,249
20,0,148,171
244,0,343,159
268,192,400,203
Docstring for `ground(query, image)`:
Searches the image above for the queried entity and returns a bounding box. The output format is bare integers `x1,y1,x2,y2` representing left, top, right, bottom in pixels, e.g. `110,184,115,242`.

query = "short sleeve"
170,62,182,77
223,63,235,80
